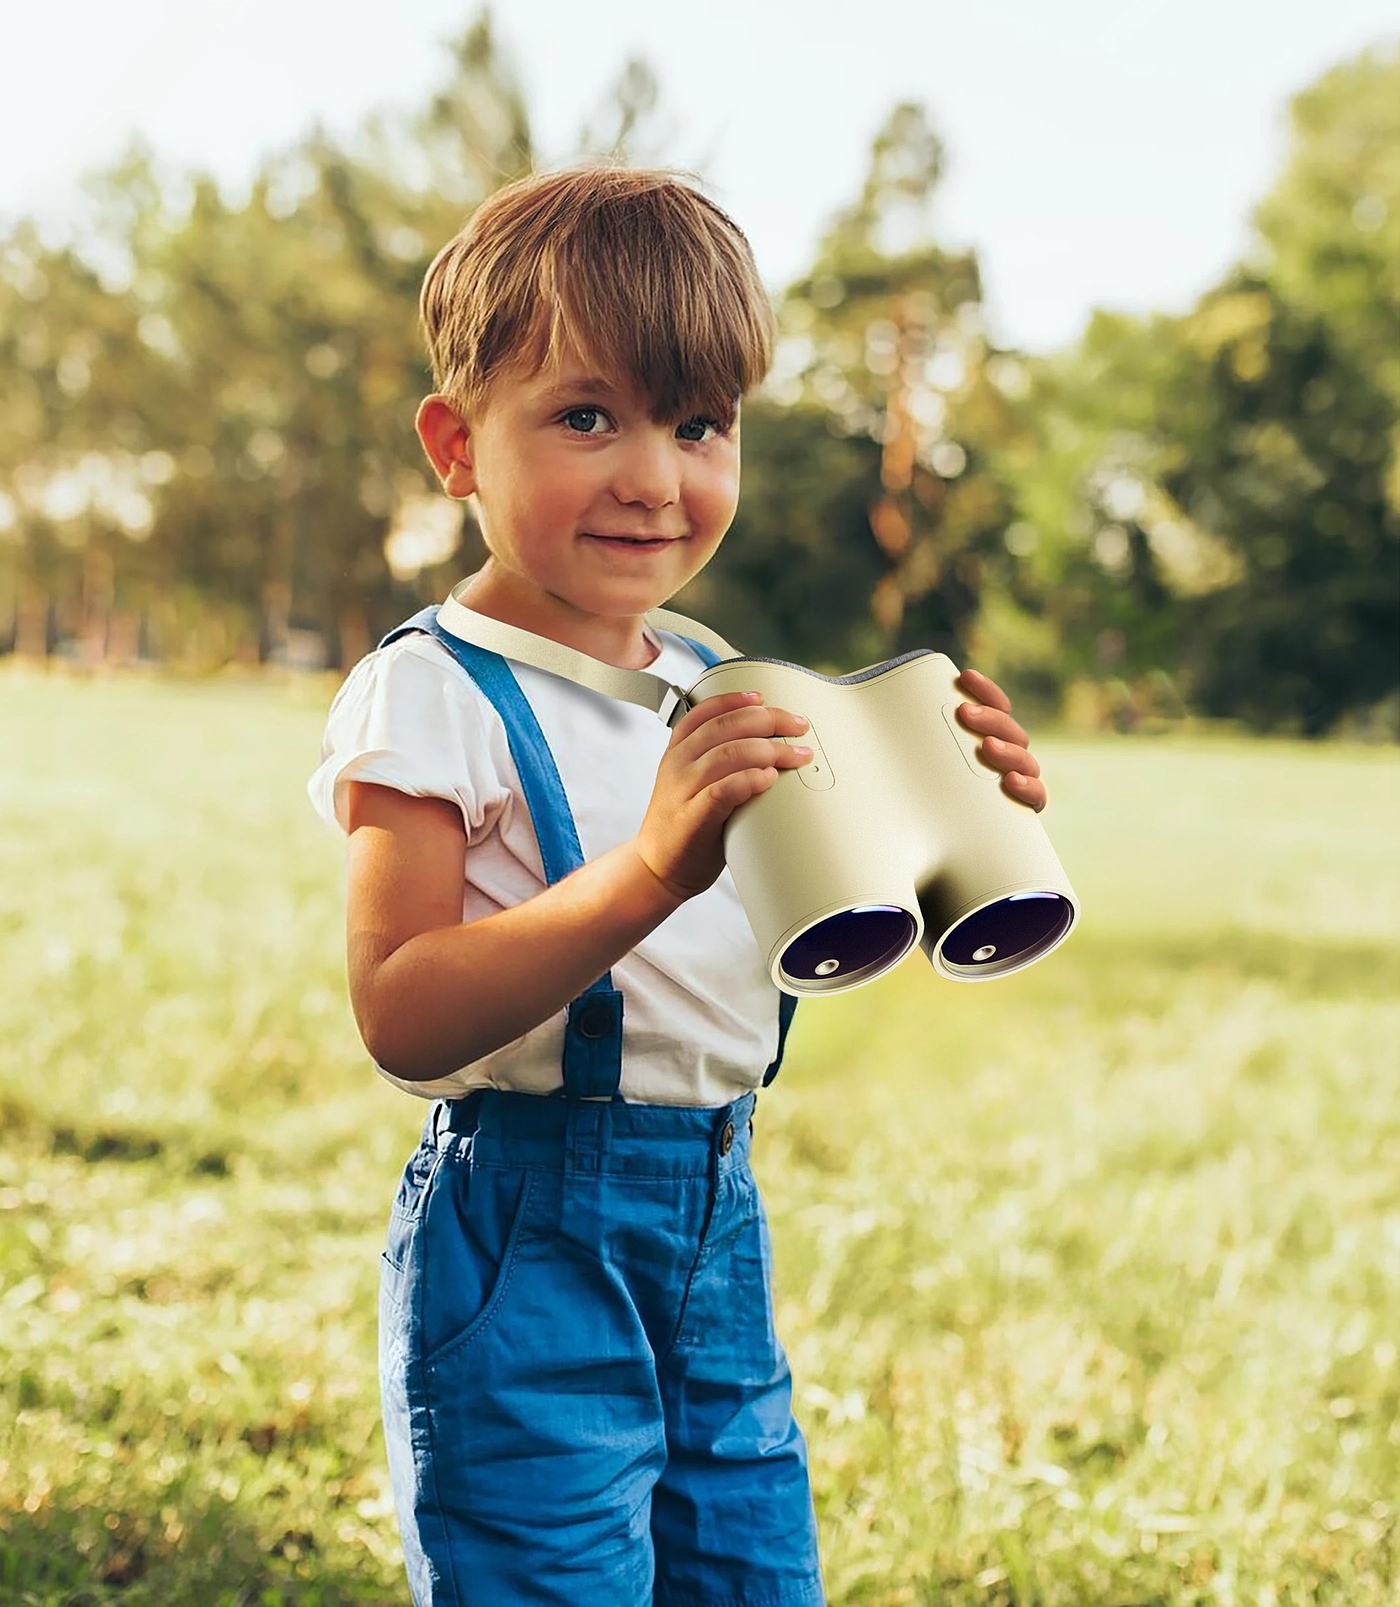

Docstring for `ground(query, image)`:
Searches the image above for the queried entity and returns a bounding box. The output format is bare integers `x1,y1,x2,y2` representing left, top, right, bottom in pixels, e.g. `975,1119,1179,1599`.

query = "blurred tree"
997,42,1399,732
576,58,666,163
1255,43,1400,413
994,297,1236,694
1170,278,1398,732
3,21,1394,723
416,11,533,207
0,11,526,668
688,103,1020,669
0,208,164,661
677,401,886,669
792,103,1018,662
138,9,531,667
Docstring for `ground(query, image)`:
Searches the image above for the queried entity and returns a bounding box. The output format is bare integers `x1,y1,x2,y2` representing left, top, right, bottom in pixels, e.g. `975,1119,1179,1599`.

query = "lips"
582,533,678,548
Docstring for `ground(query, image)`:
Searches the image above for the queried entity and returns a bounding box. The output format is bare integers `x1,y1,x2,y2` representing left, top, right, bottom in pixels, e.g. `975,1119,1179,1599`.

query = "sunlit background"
7,0,1400,350
2,2,1398,1602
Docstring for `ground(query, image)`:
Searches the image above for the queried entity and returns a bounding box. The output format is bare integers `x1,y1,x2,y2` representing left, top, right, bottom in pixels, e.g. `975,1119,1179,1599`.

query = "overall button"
577,998,614,1039
718,1120,735,1156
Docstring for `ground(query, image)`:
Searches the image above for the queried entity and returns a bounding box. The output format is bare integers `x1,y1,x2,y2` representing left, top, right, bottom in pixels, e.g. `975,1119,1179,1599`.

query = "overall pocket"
379,1136,445,1329
383,1138,442,1258
415,1154,536,1368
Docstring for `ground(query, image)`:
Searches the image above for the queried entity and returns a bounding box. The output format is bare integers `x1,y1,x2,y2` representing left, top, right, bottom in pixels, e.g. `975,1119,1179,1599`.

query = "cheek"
499,449,588,533
529,449,599,511
691,456,740,535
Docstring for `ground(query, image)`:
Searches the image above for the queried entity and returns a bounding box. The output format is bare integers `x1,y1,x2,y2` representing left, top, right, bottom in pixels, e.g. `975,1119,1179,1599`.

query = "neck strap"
435,580,739,727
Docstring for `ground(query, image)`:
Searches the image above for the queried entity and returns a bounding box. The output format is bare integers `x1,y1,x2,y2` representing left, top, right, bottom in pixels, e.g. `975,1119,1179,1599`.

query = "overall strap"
669,635,721,670
379,608,623,1100
765,995,797,1086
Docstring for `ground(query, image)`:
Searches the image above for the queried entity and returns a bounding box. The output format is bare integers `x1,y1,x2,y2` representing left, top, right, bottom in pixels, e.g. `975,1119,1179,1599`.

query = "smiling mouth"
582,533,678,548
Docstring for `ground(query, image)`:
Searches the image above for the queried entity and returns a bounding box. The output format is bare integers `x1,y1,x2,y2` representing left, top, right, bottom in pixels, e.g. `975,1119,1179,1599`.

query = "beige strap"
435,581,738,725
643,607,738,662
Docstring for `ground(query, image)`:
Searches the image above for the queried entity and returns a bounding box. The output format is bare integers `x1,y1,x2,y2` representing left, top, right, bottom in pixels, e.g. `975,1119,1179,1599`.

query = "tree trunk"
15,581,49,660
80,545,114,667
105,611,140,666
337,603,371,672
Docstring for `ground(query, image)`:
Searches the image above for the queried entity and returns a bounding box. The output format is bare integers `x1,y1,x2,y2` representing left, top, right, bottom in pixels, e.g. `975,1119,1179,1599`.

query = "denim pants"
379,1089,825,1605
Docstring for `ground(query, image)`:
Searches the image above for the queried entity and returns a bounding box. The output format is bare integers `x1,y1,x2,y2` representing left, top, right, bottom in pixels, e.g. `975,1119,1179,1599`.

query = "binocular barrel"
692,651,1079,997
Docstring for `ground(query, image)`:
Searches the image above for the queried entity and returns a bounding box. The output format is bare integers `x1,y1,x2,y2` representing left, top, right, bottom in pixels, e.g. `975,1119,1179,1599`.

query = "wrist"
618,840,694,916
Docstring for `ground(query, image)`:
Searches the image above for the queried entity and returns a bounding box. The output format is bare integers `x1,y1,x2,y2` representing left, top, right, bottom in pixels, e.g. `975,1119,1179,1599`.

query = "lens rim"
777,903,920,995
934,890,1075,981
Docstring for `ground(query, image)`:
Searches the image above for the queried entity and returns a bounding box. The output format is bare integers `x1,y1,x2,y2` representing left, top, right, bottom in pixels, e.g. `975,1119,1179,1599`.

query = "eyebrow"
537,376,623,403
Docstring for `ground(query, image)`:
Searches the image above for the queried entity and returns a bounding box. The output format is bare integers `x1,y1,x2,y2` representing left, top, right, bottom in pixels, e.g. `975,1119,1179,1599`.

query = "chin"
579,576,679,616
593,590,669,619
543,582,641,620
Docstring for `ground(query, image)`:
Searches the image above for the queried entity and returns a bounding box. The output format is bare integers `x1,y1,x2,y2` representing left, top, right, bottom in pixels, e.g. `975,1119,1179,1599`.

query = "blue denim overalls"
375,610,823,1607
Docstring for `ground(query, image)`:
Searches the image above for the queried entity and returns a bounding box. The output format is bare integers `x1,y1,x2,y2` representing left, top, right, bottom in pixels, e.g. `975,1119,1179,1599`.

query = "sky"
3,0,1397,353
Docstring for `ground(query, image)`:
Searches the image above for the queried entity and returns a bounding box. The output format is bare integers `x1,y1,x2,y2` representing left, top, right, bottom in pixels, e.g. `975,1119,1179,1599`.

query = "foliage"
988,42,1400,733
1254,44,1400,413
677,400,889,670
1169,280,1399,733
0,15,526,669
0,25,1395,729
2,673,1398,1602
757,103,1023,665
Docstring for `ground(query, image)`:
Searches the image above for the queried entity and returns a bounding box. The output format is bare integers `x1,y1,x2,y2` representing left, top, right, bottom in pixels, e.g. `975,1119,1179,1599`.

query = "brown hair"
420,166,773,427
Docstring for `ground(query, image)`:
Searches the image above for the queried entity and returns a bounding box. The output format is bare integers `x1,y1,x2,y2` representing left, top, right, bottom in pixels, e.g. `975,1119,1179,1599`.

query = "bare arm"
345,690,811,1081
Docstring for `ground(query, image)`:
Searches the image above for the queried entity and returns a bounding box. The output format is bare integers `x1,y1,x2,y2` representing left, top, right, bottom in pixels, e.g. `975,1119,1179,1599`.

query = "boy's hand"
955,668,1047,812
636,692,812,901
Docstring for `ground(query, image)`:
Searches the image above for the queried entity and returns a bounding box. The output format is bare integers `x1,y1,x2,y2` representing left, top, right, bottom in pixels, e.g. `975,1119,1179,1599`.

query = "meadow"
1,668,1397,1607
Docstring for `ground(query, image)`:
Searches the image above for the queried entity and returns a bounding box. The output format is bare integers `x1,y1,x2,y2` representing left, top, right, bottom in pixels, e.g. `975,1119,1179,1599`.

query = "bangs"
533,193,771,425
423,168,774,425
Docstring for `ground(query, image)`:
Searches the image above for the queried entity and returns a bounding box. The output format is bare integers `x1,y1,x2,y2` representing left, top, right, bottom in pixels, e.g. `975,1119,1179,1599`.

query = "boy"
310,165,1045,1606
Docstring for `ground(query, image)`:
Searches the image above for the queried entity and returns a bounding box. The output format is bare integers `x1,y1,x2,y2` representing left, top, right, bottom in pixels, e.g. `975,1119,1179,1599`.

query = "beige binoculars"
438,585,1079,997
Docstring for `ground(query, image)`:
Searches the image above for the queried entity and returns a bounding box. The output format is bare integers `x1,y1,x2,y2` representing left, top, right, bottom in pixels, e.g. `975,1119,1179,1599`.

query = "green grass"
1,666,1397,1606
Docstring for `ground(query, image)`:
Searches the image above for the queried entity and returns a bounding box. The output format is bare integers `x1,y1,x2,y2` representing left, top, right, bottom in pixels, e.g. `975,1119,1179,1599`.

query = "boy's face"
418,346,740,624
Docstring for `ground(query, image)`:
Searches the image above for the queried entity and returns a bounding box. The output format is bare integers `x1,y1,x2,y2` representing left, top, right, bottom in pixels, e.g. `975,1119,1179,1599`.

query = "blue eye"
676,416,720,443
563,407,611,435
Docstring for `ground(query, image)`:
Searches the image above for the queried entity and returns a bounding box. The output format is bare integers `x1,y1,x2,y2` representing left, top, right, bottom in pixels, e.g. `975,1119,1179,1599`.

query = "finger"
765,706,812,737
1004,770,1048,812
955,667,1012,714
670,690,765,744
704,766,781,810
956,701,1029,750
976,737,1041,779
694,736,810,789
675,702,809,758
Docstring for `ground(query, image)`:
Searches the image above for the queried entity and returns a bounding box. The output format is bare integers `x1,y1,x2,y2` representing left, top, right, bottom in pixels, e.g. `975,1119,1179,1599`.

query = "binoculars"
436,588,1079,997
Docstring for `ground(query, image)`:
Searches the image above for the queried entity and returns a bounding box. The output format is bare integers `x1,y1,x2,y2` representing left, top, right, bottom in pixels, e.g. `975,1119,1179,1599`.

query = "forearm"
353,840,684,1081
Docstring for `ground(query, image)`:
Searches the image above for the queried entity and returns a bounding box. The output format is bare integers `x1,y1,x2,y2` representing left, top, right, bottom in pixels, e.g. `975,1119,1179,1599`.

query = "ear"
415,395,477,499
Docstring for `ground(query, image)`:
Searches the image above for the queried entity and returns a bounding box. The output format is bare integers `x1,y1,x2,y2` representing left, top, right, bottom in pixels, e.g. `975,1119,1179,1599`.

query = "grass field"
1,668,1397,1606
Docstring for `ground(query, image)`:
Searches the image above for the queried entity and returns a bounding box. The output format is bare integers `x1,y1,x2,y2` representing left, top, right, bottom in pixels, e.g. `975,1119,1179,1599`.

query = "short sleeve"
307,634,512,842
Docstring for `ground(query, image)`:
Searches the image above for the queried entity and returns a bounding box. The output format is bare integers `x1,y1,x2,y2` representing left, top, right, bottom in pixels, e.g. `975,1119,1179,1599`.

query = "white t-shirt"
308,626,781,1106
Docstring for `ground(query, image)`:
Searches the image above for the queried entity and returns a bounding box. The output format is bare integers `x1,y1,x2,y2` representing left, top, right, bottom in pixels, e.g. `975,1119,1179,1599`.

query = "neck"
451,564,659,670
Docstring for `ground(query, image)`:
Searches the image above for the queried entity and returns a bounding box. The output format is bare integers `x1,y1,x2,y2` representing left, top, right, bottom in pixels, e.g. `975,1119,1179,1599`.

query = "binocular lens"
939,893,1073,974
781,905,919,991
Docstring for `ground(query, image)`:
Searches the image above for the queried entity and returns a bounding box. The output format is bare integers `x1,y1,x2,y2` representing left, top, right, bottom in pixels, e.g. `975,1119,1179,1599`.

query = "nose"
610,425,680,511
